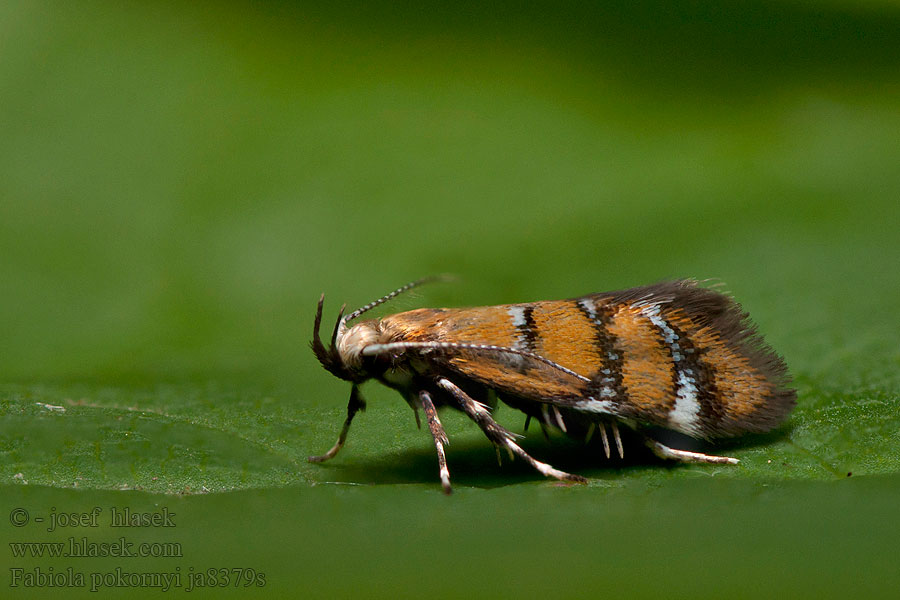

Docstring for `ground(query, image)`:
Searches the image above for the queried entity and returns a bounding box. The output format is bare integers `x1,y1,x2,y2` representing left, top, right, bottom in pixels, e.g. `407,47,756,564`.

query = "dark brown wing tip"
605,280,796,435
668,280,797,434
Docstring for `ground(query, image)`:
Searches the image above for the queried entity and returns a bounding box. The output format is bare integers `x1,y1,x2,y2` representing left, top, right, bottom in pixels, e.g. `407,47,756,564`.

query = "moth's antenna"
362,341,591,383
344,275,454,324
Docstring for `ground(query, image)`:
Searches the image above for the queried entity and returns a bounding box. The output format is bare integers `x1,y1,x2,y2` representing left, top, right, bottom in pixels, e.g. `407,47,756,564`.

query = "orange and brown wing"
379,280,795,438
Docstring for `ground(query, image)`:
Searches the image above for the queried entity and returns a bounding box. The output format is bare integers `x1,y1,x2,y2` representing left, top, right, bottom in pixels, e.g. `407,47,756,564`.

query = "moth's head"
311,277,449,383
311,294,386,383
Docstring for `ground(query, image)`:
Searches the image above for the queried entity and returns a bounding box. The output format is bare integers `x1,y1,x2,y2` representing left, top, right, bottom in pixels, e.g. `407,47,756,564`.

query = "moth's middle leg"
417,389,452,494
436,378,587,484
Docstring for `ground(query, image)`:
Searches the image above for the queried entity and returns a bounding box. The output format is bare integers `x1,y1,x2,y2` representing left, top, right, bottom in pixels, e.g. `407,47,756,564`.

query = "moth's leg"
418,389,452,494
551,405,567,433
611,421,624,459
437,378,587,484
598,422,611,459
538,421,551,441
308,385,366,463
535,406,552,439
585,422,596,443
644,436,739,465
403,395,422,429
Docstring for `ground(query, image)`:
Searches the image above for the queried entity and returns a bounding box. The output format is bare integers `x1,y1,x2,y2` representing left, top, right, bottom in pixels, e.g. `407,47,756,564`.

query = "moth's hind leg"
437,378,587,484
643,436,739,465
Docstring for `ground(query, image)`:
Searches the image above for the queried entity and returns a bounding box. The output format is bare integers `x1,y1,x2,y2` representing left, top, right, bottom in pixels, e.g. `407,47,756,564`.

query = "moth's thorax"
336,312,442,373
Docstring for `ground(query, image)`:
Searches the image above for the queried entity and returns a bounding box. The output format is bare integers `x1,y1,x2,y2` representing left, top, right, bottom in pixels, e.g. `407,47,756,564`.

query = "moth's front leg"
308,385,366,463
417,390,452,494
436,378,587,484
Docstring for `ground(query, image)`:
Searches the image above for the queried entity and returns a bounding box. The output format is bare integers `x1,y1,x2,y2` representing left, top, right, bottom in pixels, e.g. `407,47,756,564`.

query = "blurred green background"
2,1,899,598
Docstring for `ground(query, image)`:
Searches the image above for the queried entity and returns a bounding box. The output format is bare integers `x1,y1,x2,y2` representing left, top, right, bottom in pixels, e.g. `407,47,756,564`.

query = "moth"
310,277,795,493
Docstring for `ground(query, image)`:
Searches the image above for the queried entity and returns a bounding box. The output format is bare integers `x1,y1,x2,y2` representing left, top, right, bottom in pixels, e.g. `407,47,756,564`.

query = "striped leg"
610,421,624,459
644,437,739,465
598,423,610,458
308,385,365,463
418,389,452,494
437,378,587,484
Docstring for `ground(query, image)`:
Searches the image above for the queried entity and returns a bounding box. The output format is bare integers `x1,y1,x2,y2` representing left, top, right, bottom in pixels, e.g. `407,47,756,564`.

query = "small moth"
310,278,795,493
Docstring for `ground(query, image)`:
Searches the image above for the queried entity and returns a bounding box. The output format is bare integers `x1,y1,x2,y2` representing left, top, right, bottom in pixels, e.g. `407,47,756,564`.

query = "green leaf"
1,1,898,597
